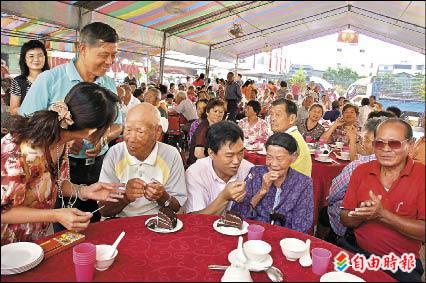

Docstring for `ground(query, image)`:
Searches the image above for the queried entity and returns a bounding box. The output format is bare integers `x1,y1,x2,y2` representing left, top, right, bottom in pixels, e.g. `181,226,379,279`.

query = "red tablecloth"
244,150,350,227
2,215,394,282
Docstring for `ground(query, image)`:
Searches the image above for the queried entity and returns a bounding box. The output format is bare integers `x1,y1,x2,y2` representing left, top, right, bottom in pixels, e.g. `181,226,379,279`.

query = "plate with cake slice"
213,211,249,236
145,207,183,233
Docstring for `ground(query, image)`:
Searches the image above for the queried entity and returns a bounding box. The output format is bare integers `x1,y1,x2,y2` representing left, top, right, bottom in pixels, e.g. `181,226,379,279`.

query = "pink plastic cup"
247,224,265,240
73,243,96,282
305,136,313,143
311,248,332,275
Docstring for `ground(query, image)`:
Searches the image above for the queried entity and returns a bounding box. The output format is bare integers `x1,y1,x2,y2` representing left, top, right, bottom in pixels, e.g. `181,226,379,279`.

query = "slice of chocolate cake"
217,210,243,229
157,206,177,230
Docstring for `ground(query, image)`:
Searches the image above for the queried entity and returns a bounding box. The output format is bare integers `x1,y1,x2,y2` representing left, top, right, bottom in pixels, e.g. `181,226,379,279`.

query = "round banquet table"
244,150,350,229
2,214,395,282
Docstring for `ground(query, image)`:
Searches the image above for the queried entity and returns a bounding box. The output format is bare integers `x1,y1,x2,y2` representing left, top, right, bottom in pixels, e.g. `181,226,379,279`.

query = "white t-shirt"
99,142,187,217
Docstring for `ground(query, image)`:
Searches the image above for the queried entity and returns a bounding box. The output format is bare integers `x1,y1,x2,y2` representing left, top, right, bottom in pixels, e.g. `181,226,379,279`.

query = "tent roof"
1,1,425,63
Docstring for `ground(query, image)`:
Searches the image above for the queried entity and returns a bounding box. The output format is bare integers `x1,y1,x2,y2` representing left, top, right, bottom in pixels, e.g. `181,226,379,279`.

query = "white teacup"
335,141,344,148
221,265,253,282
340,151,350,159
243,240,271,262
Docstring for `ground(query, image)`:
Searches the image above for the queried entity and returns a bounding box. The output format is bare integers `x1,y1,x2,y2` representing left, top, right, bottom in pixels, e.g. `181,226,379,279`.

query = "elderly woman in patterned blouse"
231,132,313,234
296,103,325,142
320,103,361,145
238,100,268,148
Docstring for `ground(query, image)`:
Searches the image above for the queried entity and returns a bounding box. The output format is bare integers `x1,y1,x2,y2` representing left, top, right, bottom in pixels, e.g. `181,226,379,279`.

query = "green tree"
322,67,360,90
413,73,425,100
289,69,307,94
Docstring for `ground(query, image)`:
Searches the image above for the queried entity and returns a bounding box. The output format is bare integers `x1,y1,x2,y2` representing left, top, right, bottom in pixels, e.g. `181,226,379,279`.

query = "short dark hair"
238,74,242,78
206,120,244,154
10,82,119,147
370,95,376,100
309,103,324,114
246,100,261,115
166,93,174,99
80,22,119,46
265,132,298,154
361,97,370,106
280,81,287,88
272,98,298,116
374,118,413,140
202,98,225,119
342,104,359,115
338,96,345,101
170,83,175,88
367,110,396,119
386,106,402,118
331,100,339,109
19,40,50,77
133,88,143,98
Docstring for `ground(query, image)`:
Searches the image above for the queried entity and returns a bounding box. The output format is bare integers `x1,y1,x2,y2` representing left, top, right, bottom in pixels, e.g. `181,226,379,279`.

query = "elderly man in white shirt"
183,121,254,215
172,91,198,122
98,103,187,217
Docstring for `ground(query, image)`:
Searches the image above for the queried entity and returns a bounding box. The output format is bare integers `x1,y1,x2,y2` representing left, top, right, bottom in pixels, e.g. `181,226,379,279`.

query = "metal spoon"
266,266,284,282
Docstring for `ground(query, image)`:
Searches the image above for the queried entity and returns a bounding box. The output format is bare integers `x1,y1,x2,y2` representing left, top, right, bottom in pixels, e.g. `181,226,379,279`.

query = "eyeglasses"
372,138,411,150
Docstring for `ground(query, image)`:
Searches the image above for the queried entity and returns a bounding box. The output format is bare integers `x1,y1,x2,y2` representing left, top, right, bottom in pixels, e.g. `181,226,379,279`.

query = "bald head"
126,103,161,128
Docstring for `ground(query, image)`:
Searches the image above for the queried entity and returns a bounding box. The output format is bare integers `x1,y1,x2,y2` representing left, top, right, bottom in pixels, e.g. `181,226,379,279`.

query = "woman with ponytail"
1,82,124,245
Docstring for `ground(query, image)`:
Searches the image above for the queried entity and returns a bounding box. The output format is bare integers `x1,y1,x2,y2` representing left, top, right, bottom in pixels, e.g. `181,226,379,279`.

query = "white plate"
1,242,44,275
213,219,249,236
314,157,333,163
1,254,44,275
145,217,183,233
228,249,273,272
320,271,365,282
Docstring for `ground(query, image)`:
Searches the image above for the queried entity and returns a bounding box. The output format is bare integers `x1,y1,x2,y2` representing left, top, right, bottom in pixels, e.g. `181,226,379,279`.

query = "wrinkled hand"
144,180,166,201
261,170,280,192
55,208,92,231
334,117,345,127
345,125,358,142
223,181,246,203
68,139,84,155
80,182,125,202
348,190,383,221
125,178,146,202
86,142,103,158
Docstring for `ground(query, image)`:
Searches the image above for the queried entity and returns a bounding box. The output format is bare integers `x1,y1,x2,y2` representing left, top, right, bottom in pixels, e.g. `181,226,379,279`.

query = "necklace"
55,144,76,208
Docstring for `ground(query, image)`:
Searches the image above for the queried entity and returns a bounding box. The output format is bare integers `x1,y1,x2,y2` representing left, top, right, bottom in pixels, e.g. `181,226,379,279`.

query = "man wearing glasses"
340,118,425,282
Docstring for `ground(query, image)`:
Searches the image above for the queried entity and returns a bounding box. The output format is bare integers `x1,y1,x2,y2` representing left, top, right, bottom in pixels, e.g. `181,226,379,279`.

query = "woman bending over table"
1,82,124,245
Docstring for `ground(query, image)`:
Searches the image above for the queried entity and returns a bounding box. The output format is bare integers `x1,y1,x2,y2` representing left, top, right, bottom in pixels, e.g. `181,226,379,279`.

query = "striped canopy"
1,1,425,63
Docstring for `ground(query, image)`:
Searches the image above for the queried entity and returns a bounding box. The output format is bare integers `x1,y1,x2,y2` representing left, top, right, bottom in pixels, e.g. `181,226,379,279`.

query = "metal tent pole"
205,45,211,80
159,32,167,84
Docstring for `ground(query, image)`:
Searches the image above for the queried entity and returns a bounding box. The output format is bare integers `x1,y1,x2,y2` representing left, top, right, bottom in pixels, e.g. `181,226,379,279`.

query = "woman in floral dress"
1,82,124,245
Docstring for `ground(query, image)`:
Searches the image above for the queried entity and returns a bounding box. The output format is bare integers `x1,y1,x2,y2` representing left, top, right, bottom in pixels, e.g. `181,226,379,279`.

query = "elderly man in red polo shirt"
340,118,425,282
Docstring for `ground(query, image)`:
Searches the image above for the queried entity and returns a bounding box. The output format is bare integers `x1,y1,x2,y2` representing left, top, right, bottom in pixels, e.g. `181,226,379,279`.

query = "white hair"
176,91,187,99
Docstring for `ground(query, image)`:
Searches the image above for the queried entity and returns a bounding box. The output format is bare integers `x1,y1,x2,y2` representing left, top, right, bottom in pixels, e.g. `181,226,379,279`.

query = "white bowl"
280,238,307,261
96,245,118,271
243,240,272,262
